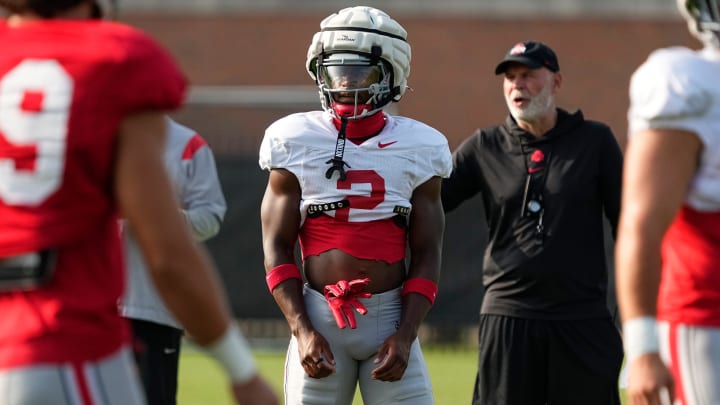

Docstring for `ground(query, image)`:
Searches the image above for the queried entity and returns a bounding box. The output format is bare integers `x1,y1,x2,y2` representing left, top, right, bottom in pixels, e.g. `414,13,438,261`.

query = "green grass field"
178,345,627,404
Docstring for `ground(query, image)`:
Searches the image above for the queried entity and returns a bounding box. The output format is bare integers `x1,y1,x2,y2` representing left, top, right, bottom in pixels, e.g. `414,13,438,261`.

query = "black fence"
206,157,618,340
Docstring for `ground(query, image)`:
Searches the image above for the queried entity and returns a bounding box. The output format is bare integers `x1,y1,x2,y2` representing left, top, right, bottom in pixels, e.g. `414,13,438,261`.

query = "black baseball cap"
494,41,560,75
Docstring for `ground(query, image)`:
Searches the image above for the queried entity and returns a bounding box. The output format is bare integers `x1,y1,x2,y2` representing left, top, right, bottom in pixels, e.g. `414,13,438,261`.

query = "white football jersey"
259,111,452,224
628,46,720,211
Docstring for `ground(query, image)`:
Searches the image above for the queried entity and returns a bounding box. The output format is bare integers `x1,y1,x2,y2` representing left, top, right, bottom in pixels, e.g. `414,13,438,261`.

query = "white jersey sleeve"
628,46,720,211
164,119,227,241
259,111,452,223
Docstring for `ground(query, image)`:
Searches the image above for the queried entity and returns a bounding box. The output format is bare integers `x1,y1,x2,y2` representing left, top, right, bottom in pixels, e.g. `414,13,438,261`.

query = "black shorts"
472,314,623,405
130,319,183,405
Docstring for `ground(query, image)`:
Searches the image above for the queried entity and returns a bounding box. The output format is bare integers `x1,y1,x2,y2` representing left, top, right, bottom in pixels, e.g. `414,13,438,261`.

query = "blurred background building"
115,0,690,343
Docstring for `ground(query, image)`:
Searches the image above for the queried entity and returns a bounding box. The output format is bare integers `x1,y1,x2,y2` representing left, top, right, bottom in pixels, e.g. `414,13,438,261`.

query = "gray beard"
507,89,554,122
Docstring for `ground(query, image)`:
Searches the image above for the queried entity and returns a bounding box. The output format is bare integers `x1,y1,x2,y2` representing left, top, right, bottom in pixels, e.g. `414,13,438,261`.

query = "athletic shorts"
130,319,183,405
284,285,433,405
0,345,145,405
659,321,720,405
472,314,623,405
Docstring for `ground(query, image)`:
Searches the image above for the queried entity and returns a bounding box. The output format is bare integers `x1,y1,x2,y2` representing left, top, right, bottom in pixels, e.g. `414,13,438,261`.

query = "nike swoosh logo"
378,141,398,149
163,348,177,354
528,166,544,174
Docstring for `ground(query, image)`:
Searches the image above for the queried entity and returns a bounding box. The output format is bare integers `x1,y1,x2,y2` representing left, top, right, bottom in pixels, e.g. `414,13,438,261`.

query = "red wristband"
265,263,302,293
401,277,438,305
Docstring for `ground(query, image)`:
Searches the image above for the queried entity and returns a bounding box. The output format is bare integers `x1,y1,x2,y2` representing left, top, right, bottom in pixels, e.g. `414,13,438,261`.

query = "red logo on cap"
510,43,527,55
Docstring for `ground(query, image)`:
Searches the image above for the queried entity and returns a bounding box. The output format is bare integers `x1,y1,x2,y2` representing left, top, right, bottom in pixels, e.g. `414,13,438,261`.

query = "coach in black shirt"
442,41,624,405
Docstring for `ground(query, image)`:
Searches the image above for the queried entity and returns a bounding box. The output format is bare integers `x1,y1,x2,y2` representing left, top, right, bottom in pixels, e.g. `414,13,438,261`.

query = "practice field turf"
178,345,628,404
178,345,476,404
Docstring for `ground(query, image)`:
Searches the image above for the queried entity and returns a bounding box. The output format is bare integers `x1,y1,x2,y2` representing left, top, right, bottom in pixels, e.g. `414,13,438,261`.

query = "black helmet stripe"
320,27,407,42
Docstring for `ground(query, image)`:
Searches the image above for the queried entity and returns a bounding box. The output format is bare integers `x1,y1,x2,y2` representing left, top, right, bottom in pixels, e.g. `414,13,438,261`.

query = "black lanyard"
520,142,552,236
325,117,351,181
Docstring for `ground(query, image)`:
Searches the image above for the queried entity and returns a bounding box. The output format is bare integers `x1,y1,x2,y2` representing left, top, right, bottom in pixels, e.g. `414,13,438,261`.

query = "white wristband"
204,323,258,384
622,316,659,361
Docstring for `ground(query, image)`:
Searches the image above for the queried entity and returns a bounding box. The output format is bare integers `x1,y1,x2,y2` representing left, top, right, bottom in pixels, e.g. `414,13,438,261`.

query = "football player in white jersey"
617,1,720,404
259,6,452,405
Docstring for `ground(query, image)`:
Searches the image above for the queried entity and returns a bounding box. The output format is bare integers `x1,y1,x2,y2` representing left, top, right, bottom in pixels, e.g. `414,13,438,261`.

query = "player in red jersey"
617,1,720,404
0,1,277,404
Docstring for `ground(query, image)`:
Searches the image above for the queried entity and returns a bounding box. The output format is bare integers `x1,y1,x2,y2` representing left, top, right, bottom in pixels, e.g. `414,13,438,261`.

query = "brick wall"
125,13,695,152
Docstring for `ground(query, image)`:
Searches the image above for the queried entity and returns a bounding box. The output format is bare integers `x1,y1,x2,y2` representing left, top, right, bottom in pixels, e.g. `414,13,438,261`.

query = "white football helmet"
306,6,411,119
677,0,720,47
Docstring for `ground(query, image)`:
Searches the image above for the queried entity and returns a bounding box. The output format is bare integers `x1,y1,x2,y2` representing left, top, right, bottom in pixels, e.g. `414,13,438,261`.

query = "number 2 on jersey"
335,170,385,221
0,60,71,206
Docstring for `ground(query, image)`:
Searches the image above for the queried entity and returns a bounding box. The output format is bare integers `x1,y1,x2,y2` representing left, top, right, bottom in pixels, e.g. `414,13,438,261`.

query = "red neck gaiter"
331,104,386,143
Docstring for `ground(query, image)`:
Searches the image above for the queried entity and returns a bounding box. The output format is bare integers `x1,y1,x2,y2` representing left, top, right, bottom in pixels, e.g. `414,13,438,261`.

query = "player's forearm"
264,243,314,337
400,218,443,339
616,228,663,321
271,282,315,337
616,223,666,362
397,294,432,341
397,256,440,340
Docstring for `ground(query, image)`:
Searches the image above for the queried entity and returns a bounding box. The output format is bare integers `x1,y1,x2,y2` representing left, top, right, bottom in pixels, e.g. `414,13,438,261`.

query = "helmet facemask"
306,6,412,115
314,51,394,120
678,0,720,47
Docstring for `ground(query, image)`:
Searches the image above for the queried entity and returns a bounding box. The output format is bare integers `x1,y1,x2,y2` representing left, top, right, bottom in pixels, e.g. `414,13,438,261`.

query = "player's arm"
373,175,444,381
616,128,700,325
615,128,701,403
115,111,277,404
261,168,335,377
181,138,227,242
260,168,307,330
401,175,444,339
